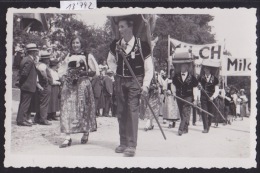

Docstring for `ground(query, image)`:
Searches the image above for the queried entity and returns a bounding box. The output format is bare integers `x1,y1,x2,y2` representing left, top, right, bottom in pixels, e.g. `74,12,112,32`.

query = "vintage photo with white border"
4,7,257,168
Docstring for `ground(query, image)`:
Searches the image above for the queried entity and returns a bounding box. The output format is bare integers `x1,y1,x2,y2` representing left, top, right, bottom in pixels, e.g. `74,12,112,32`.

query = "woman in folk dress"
58,36,99,148
141,72,161,131
163,69,180,128
239,89,248,120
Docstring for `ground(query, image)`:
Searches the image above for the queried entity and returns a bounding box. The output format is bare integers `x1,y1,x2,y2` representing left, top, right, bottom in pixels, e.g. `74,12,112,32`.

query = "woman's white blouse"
58,53,100,78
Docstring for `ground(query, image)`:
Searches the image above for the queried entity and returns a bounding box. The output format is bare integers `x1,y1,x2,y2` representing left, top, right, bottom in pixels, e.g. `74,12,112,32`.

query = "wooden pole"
167,35,171,78
117,50,167,140
173,94,214,117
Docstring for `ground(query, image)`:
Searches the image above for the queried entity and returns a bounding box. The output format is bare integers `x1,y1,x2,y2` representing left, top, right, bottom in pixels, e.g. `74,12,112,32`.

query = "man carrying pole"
171,56,199,136
198,59,221,133
107,17,154,157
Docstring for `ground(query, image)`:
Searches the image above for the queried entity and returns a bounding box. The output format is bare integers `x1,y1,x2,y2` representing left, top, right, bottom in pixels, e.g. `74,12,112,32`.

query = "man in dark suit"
92,74,104,117
102,70,114,117
107,17,154,157
34,51,52,125
172,63,198,136
16,43,39,126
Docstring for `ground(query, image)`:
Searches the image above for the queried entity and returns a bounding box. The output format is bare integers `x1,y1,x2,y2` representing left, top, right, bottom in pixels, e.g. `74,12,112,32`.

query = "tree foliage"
13,13,113,63
153,14,215,70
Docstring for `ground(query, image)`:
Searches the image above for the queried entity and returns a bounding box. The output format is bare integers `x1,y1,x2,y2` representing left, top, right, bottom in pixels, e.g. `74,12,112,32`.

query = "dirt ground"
10,88,250,157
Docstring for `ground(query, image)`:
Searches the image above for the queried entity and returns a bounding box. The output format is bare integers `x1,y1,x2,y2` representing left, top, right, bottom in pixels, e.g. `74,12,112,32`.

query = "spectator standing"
34,51,52,125
102,69,114,117
47,59,61,121
16,43,39,126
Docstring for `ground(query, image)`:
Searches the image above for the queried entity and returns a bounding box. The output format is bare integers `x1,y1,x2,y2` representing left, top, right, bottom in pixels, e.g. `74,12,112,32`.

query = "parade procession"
8,8,254,162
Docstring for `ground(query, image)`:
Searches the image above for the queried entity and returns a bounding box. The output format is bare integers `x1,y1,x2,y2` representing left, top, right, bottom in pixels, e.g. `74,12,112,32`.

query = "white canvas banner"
222,57,251,76
169,38,224,60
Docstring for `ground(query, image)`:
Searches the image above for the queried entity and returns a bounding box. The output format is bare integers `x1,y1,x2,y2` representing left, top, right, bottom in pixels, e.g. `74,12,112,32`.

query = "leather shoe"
25,120,37,125
172,122,176,128
52,116,59,121
124,147,136,157
81,133,89,144
115,145,127,153
202,129,208,133
178,130,183,136
39,120,52,125
59,138,72,148
183,129,188,134
17,121,32,127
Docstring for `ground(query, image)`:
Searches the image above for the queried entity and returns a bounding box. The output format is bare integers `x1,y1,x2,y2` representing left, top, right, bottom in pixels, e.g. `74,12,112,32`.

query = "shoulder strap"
84,51,89,68
137,38,144,62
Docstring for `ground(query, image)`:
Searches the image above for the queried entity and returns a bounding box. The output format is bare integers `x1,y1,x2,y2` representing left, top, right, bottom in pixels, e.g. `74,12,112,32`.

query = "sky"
209,10,256,58
77,9,256,58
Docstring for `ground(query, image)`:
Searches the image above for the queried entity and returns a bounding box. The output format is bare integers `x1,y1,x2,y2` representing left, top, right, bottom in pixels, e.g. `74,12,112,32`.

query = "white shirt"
58,53,100,78
205,74,212,82
181,71,188,82
206,74,219,99
121,36,135,54
107,36,154,88
36,62,47,83
49,68,60,85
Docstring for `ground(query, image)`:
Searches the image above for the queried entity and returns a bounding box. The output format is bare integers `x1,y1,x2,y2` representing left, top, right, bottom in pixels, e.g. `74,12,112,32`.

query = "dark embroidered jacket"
109,38,151,77
224,92,232,106
198,75,219,98
172,73,198,98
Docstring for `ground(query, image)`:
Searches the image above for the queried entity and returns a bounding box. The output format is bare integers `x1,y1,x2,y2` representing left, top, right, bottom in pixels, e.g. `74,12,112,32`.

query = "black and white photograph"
4,7,257,168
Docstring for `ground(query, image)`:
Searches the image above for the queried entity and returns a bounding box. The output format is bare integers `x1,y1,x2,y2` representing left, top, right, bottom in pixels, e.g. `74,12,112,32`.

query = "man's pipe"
200,87,226,121
117,50,167,140
172,94,215,117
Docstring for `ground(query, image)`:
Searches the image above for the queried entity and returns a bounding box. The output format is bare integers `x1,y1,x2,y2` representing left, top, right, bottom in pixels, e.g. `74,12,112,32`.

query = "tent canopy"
16,13,48,32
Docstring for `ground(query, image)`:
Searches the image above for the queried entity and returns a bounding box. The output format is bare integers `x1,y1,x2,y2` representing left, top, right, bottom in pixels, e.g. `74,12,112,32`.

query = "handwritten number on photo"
66,2,94,10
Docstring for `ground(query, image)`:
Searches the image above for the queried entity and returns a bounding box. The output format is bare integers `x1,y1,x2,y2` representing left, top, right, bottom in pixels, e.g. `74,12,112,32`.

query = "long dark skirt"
48,85,61,113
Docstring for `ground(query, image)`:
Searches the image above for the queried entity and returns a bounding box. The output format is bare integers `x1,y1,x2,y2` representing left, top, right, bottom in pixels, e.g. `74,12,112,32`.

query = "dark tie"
182,73,185,76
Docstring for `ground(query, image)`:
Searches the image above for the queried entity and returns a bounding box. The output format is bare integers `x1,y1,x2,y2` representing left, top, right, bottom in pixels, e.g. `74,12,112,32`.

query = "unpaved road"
10,89,250,157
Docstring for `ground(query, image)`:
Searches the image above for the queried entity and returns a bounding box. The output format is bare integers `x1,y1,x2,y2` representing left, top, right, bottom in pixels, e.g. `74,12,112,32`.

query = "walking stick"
172,94,215,117
117,50,167,140
200,87,226,121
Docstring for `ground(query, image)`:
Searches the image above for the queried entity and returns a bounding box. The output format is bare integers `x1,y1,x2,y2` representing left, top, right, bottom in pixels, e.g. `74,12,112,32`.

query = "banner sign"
169,38,224,60
222,57,251,76
169,37,251,76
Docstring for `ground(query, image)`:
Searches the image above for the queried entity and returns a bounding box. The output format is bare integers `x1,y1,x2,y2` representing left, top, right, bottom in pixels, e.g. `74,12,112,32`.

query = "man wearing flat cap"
16,43,39,126
107,17,154,157
34,50,53,125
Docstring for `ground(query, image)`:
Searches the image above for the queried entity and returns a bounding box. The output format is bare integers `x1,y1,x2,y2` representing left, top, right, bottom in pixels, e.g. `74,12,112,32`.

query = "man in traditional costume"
172,63,198,136
107,17,153,157
198,60,220,133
